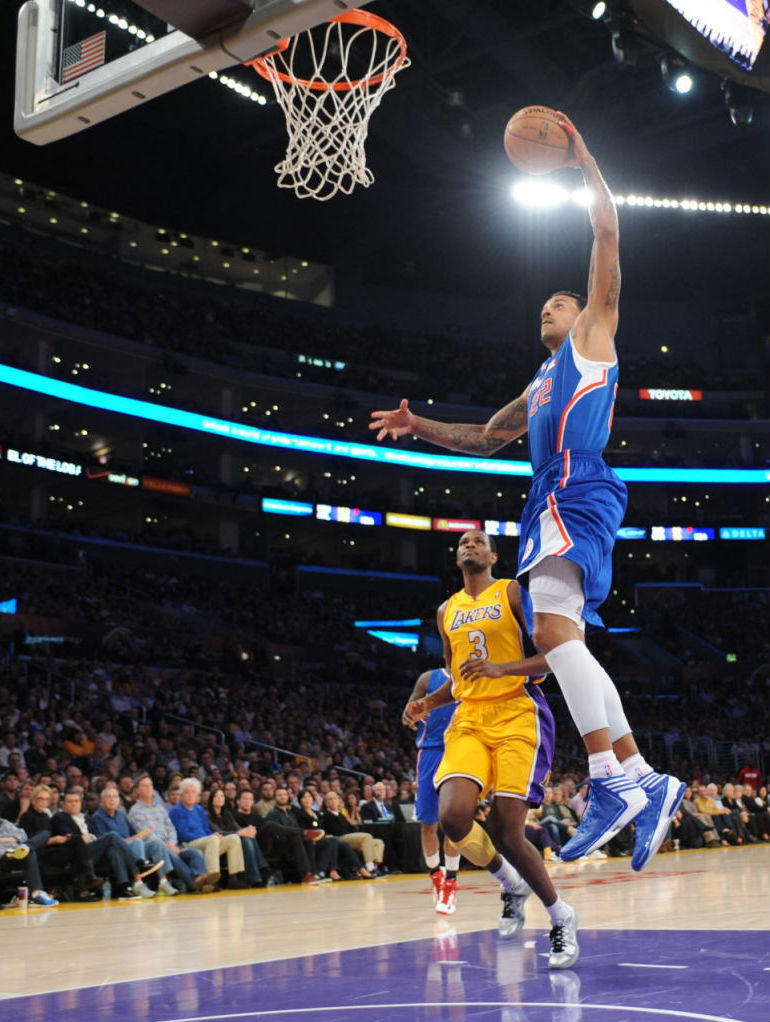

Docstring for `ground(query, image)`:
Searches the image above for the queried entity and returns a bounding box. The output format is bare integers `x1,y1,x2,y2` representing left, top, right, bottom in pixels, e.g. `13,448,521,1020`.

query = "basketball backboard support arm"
15,0,372,145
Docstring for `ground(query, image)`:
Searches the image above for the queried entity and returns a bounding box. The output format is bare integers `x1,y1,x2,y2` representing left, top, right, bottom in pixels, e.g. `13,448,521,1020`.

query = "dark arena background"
0,2,768,1021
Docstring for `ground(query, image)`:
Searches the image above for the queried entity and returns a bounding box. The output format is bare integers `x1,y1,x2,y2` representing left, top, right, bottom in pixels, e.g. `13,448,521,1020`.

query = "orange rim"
246,9,408,93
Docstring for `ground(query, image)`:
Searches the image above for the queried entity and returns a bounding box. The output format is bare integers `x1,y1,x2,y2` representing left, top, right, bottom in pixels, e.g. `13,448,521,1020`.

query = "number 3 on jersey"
529,377,552,417
468,629,488,660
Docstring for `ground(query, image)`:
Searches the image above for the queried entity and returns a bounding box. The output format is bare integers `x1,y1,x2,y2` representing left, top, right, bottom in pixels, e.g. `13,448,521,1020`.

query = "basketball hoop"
247,10,409,201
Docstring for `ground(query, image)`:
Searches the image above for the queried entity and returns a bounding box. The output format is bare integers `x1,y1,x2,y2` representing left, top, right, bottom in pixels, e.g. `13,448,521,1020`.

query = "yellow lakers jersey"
443,579,527,702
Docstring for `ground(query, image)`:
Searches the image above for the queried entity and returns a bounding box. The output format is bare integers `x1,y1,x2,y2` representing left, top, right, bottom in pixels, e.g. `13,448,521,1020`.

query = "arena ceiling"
0,0,769,308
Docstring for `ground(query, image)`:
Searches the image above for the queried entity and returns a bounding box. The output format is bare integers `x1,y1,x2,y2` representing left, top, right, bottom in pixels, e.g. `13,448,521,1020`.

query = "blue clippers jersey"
526,334,619,473
415,668,456,749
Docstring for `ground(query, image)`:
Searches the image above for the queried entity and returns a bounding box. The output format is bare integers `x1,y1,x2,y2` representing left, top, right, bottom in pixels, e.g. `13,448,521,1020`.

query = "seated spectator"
255,780,277,818
0,816,58,907
538,786,578,847
19,784,100,900
63,730,95,771
232,787,319,886
2,780,34,826
117,775,135,812
695,784,737,845
294,788,359,880
0,731,25,771
0,773,20,819
91,787,177,896
321,791,382,877
168,778,249,889
525,808,560,861
25,733,54,778
341,791,365,828
128,775,218,893
735,784,770,841
361,781,405,823
52,789,158,900
720,784,755,844
267,787,333,884
207,788,268,887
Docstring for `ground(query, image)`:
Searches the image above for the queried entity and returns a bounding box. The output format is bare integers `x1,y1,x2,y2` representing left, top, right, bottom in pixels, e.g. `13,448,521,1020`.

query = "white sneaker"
158,877,178,896
548,906,580,969
498,878,531,937
132,880,156,899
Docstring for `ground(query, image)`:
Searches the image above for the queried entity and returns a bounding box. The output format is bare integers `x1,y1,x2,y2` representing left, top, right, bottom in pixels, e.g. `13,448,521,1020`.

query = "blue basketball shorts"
415,745,444,824
517,450,627,629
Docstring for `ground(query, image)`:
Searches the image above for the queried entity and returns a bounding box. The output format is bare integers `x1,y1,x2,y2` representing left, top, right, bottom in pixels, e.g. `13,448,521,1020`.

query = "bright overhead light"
674,72,693,94
512,180,569,208
591,2,607,18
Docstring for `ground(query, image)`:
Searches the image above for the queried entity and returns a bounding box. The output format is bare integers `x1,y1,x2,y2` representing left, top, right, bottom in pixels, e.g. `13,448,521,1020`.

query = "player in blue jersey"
402,667,461,914
371,112,684,871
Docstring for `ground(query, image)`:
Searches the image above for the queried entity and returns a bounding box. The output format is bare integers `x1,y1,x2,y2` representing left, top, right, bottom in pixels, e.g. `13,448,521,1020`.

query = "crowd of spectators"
0,222,763,414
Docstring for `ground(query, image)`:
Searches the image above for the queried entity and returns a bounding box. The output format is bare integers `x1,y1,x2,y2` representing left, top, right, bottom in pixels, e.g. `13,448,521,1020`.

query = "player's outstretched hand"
458,656,507,681
555,111,592,170
402,698,429,729
369,398,415,442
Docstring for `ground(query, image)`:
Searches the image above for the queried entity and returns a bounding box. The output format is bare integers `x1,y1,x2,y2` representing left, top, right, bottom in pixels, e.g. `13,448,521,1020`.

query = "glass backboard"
15,0,370,145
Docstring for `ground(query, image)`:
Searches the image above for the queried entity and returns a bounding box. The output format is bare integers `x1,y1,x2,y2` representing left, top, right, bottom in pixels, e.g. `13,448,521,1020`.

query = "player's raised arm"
369,389,530,456
557,112,620,363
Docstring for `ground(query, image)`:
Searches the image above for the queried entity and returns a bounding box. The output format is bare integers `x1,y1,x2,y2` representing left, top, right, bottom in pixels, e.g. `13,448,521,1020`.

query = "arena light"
512,180,569,208
660,55,694,95
1,363,768,485
366,630,419,649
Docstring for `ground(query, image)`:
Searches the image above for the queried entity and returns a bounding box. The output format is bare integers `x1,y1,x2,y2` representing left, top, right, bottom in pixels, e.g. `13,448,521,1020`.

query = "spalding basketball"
504,106,571,175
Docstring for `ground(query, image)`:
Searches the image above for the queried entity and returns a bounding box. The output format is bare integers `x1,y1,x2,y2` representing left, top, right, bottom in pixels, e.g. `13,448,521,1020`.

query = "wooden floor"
1,844,767,1002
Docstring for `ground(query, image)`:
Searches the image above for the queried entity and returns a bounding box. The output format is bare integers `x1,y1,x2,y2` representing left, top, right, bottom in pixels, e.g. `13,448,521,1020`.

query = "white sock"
366,862,376,872
545,640,610,736
621,753,655,783
546,895,571,926
425,852,440,871
445,854,460,872
588,751,626,779
491,856,521,892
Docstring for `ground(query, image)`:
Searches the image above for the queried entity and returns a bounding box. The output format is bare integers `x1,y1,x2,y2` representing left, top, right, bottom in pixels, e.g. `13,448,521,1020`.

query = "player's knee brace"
452,822,496,869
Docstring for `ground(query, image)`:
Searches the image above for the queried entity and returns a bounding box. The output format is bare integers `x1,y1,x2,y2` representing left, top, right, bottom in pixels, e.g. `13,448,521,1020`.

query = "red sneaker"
430,867,445,907
436,876,457,916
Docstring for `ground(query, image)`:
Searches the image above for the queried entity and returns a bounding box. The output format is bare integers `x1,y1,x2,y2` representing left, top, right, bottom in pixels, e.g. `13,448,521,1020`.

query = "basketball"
504,106,571,175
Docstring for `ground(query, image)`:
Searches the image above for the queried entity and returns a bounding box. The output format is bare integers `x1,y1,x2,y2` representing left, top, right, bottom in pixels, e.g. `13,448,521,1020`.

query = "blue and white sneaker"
631,773,686,872
560,776,648,861
31,891,59,907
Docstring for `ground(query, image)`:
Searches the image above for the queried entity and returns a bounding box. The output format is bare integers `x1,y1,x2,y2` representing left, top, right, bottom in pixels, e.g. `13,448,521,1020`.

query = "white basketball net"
250,14,409,201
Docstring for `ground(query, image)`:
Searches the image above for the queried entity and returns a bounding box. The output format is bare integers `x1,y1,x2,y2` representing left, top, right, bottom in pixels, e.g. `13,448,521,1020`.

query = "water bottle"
102,878,112,901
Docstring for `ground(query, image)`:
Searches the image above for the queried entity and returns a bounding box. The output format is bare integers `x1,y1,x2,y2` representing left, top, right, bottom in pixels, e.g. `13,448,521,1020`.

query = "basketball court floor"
1,845,767,1022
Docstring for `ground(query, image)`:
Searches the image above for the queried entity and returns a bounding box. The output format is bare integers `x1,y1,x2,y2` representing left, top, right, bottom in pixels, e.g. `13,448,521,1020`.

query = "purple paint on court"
3,929,767,1022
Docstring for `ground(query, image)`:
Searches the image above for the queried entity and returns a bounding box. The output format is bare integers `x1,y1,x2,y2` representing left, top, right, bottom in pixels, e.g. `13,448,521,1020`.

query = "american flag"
61,30,106,84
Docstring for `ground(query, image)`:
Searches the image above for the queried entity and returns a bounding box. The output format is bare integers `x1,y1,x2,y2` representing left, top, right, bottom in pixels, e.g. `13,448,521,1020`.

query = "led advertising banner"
3,446,82,476
261,498,314,516
638,388,703,401
316,505,383,526
650,526,715,541
385,512,432,531
484,520,521,537
616,527,648,540
432,518,482,532
2,362,767,483
719,527,766,540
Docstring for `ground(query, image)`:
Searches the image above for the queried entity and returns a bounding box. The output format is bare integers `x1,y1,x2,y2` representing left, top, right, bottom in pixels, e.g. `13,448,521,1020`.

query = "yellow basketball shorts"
433,687,555,803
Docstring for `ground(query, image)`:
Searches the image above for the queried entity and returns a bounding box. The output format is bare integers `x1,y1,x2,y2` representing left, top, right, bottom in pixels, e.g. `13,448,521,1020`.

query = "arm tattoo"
605,263,621,309
415,395,528,456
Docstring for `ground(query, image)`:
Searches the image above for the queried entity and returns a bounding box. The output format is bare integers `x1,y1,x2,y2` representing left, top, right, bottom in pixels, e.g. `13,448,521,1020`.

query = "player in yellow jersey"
405,530,579,969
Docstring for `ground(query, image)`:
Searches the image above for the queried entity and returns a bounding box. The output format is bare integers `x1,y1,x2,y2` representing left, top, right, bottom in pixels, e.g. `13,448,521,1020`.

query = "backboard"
15,0,371,145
